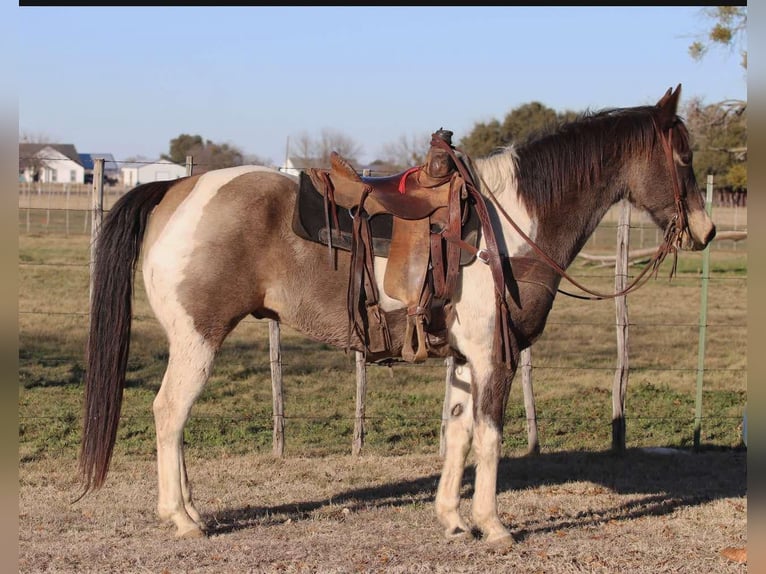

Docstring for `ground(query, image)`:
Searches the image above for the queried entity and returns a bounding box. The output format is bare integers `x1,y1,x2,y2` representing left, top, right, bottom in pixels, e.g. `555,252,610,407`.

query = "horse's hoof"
485,532,514,553
176,525,206,539
444,526,474,542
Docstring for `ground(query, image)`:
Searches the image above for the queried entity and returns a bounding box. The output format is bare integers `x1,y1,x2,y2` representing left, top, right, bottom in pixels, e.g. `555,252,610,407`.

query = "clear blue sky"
17,6,747,166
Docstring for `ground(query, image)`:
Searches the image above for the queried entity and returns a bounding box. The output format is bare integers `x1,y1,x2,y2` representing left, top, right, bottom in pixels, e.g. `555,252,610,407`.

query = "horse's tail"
78,179,176,498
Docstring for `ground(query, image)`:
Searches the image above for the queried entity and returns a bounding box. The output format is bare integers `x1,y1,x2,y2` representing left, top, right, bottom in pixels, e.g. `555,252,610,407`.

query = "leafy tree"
162,134,244,173
685,7,747,193
459,103,581,158
459,119,503,158
500,102,559,144
162,134,204,165
683,97,746,189
689,6,747,71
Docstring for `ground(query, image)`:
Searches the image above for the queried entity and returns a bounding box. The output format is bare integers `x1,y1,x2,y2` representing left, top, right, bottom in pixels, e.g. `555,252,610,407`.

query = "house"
19,143,85,184
120,159,187,188
78,153,121,186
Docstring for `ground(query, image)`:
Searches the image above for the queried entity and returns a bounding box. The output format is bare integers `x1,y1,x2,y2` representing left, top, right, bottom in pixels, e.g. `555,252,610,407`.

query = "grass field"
17,203,748,572
18,204,747,462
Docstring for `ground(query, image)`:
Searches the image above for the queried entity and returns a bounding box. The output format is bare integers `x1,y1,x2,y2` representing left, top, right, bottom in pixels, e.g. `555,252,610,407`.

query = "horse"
79,84,715,549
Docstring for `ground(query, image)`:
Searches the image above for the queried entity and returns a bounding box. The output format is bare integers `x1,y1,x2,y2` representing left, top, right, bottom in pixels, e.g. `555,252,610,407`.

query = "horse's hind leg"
153,339,216,538
435,360,474,539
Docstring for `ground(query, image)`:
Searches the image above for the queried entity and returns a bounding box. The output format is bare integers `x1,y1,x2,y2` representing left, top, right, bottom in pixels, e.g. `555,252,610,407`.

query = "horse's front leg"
471,364,516,548
153,342,215,538
435,360,474,539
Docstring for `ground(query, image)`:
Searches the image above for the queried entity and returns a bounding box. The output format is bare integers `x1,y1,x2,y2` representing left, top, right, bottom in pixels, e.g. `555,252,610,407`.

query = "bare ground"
19,450,747,573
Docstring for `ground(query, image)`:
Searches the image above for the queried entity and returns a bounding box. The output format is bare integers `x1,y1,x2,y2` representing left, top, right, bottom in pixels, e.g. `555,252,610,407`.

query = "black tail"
78,180,175,497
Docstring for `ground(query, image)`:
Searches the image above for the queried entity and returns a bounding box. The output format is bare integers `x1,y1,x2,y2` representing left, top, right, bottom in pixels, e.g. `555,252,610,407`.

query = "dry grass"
18,202,747,572
19,450,746,573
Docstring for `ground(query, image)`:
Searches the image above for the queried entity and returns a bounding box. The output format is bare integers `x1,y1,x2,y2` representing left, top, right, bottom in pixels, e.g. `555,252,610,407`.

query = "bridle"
432,115,691,303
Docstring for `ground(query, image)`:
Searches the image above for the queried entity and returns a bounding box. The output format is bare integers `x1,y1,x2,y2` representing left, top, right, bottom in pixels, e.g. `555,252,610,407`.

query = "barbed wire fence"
18,156,748,456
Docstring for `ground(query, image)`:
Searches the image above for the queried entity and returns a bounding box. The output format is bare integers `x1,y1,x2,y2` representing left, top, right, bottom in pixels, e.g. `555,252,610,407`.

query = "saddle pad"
292,171,481,266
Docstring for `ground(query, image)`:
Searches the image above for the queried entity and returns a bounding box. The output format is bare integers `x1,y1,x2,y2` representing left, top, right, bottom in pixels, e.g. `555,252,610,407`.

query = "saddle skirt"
291,132,483,363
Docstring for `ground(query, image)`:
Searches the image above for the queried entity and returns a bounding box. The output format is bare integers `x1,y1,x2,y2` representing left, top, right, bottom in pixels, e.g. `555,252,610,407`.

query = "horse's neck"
475,149,623,268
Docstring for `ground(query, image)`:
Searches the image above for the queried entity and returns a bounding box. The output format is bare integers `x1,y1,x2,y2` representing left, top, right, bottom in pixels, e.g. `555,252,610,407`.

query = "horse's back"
141,166,355,349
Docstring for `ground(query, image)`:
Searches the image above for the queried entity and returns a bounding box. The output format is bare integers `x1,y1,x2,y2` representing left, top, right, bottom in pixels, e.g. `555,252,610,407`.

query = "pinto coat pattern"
80,85,715,548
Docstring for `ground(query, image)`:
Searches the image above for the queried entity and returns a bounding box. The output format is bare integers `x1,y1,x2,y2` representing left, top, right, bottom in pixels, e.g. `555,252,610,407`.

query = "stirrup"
402,313,428,363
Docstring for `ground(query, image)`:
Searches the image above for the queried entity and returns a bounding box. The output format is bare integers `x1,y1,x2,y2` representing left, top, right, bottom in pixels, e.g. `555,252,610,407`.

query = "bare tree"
18,131,52,183
288,128,363,168
381,132,431,169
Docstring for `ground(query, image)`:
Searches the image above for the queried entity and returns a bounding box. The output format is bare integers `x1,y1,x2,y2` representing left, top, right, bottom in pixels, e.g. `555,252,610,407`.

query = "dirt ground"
19,449,747,573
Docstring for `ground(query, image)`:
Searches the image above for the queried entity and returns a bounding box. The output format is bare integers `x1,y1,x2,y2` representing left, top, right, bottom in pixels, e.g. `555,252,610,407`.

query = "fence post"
694,175,714,449
612,199,630,453
269,320,285,456
89,159,105,308
520,348,539,454
353,351,367,456
352,167,373,456
186,155,194,177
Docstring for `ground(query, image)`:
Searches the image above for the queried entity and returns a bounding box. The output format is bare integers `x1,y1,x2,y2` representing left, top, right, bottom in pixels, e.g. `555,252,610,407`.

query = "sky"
16,6,747,167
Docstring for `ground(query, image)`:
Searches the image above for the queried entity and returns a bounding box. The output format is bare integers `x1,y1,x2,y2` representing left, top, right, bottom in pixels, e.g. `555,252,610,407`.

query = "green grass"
18,221,747,464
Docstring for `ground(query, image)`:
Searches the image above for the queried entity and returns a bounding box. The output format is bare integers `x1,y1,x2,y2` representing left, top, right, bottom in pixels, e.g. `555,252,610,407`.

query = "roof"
19,143,82,169
78,153,119,172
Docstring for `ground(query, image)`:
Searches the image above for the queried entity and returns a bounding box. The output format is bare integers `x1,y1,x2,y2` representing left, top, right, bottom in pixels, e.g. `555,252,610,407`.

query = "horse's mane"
475,105,679,219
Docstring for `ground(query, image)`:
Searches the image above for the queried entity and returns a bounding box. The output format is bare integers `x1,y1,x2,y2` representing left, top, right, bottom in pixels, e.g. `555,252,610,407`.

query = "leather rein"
430,117,690,302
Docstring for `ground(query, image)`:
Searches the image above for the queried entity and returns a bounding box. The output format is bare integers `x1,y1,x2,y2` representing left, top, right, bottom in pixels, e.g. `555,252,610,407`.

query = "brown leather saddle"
294,129,481,363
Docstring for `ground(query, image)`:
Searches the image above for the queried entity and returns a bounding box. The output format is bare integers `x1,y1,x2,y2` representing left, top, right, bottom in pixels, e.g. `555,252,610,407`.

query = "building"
78,153,121,185
120,159,187,188
19,143,85,183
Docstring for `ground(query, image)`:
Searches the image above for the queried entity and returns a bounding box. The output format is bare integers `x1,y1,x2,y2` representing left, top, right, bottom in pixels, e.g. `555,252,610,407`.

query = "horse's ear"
656,84,682,127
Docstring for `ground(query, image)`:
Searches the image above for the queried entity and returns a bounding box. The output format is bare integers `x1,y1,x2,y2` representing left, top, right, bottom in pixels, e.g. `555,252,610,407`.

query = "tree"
685,7,747,193
459,103,581,158
380,132,432,169
458,119,503,158
18,131,52,183
288,128,363,167
161,134,204,165
688,6,747,71
682,96,746,190
162,134,245,173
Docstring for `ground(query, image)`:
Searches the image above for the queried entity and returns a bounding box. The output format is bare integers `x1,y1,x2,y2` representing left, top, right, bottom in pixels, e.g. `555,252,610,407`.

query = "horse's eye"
675,149,692,167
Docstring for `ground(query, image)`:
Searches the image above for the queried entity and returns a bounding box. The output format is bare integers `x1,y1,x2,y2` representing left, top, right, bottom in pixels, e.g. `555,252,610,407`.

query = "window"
70,170,77,182
49,169,57,183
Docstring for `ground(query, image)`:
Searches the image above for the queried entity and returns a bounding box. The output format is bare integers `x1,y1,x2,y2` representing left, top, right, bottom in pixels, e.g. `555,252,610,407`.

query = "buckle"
477,249,491,264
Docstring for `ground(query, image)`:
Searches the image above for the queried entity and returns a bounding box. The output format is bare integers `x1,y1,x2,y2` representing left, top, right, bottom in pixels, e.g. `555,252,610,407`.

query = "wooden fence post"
269,319,285,456
352,168,373,457
353,351,367,456
612,199,630,453
186,155,194,177
88,159,105,309
520,348,539,454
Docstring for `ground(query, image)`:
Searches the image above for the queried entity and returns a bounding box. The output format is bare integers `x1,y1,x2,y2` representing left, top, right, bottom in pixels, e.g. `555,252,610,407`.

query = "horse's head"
628,84,716,251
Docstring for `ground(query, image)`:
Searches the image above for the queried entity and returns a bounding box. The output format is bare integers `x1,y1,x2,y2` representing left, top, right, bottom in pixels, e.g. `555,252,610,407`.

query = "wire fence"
18,158,748,455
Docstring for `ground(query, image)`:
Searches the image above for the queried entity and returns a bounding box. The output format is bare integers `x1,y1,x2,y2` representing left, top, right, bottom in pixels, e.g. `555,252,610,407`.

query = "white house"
19,143,85,183
121,159,187,188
